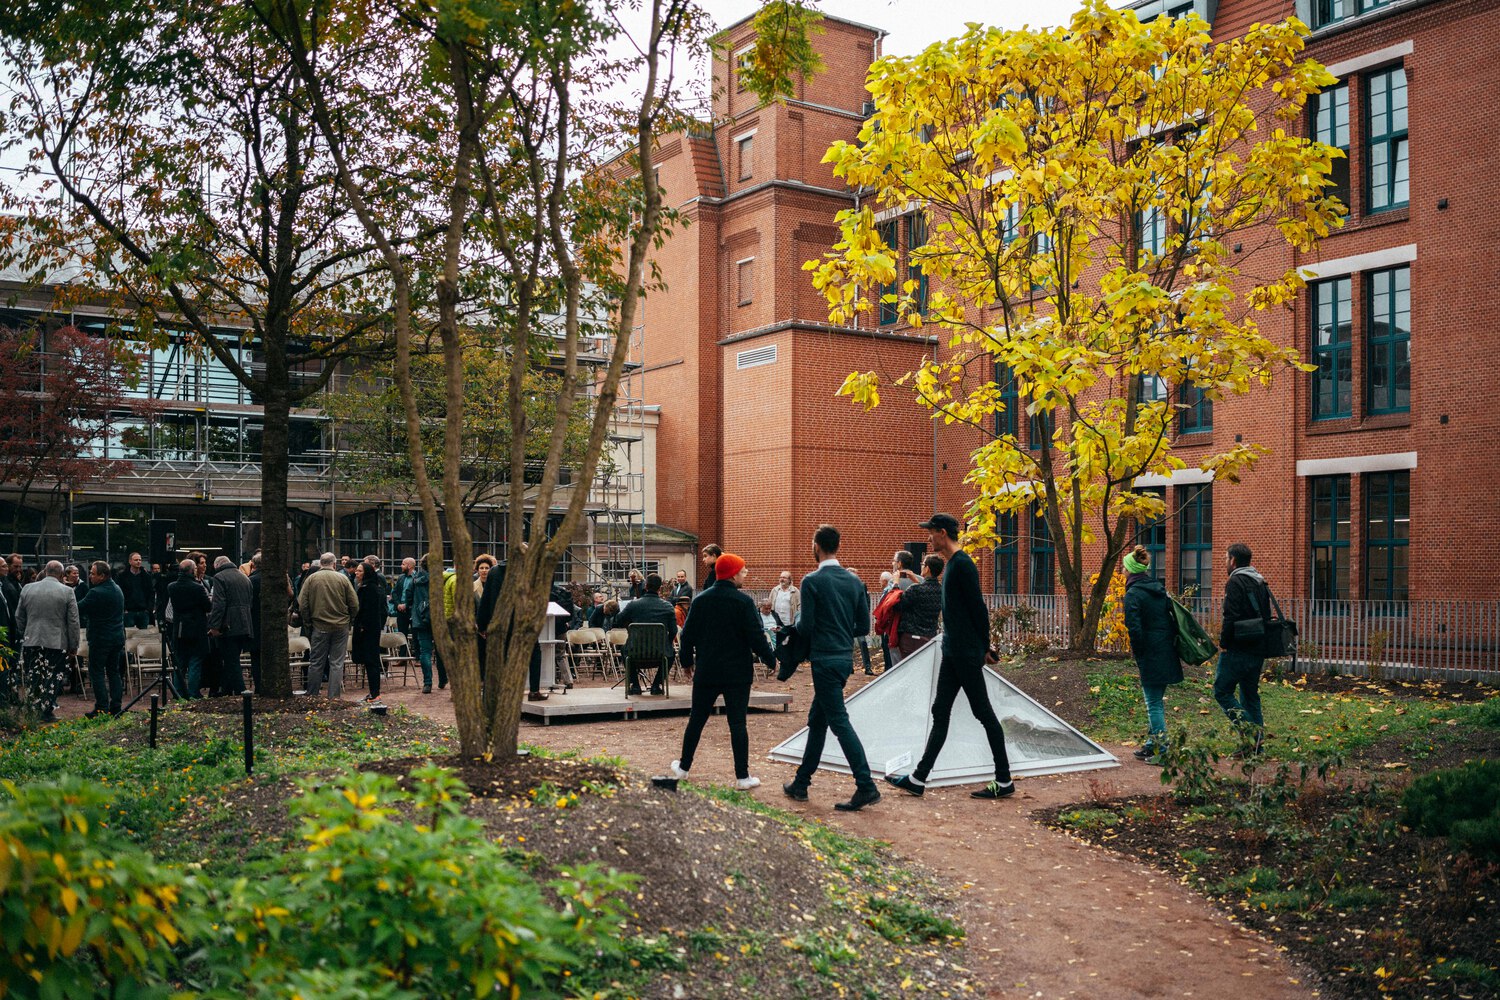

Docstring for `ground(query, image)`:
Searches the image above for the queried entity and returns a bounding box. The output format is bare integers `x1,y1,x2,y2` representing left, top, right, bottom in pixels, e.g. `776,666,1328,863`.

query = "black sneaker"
971,781,1016,800
782,782,808,802
1132,747,1154,761
885,773,925,797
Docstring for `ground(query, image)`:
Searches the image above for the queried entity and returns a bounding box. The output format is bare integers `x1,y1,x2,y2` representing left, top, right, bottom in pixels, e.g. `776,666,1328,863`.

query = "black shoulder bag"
1233,582,1298,658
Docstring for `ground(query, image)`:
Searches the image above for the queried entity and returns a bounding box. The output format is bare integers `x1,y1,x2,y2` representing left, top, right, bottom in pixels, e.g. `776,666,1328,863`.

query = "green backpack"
1168,596,1217,665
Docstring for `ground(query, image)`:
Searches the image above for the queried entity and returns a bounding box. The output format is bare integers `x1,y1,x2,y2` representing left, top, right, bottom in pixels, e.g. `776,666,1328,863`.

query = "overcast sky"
698,0,1084,55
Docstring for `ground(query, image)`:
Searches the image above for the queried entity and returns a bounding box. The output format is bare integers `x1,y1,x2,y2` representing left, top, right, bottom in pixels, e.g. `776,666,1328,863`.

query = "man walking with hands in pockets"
783,524,881,812
887,513,1015,800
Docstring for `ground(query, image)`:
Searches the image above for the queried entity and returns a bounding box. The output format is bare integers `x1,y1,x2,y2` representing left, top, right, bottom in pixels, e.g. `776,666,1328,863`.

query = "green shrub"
194,765,638,998
1401,759,1500,860
0,776,203,999
1476,697,1500,729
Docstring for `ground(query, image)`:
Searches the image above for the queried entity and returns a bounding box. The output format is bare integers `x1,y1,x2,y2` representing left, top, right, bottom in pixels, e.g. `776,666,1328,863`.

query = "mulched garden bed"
1037,782,1500,999
175,695,356,713
361,752,623,800
1282,672,1499,703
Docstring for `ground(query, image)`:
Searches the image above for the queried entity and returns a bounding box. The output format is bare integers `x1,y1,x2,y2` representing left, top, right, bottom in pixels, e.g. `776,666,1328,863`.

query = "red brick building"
642,0,1500,612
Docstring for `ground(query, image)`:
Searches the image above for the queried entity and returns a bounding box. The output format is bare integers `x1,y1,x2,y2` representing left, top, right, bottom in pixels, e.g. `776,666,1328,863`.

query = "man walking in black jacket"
653,554,774,790
1216,542,1271,752
888,514,1015,800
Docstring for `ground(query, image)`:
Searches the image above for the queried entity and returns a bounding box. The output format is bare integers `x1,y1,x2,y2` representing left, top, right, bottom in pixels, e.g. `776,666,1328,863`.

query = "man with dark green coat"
1121,545,1183,763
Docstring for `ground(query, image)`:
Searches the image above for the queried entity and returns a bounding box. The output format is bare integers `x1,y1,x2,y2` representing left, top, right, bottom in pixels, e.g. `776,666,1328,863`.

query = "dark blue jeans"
794,658,875,792
1213,649,1265,729
176,638,207,699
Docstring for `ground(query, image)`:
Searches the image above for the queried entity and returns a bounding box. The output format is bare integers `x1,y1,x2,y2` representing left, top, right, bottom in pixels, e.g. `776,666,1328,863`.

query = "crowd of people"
1,519,1280,800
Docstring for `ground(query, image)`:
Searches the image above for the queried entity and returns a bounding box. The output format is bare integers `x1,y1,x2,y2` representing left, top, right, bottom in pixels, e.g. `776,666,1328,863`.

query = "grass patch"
1430,957,1500,990
1085,661,1489,759
1212,866,1281,894
865,896,964,944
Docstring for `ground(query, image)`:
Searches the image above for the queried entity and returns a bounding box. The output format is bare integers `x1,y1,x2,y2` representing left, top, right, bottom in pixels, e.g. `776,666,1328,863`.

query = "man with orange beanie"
653,552,775,791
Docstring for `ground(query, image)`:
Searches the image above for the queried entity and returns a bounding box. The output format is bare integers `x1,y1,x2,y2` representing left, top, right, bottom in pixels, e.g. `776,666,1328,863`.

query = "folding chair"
622,622,670,698
566,629,607,680
379,630,418,688
131,641,165,694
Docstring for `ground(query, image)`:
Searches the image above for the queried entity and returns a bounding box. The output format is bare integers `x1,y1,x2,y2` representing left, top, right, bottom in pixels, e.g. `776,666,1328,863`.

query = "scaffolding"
573,311,647,597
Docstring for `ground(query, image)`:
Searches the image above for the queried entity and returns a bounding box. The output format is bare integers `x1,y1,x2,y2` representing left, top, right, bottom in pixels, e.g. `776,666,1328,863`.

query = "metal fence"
745,586,1500,682
982,593,1500,682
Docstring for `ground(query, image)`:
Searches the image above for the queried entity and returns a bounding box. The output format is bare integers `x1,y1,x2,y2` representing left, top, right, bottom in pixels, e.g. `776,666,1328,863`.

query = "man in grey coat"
783,524,880,812
208,555,255,695
15,561,80,722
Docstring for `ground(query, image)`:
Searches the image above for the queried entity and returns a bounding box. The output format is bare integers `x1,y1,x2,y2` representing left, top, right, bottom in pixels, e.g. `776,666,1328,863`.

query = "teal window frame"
1029,505,1054,595
1364,471,1409,603
1177,483,1212,599
1365,266,1410,415
1366,66,1409,213
1311,276,1353,419
878,220,899,326
1310,474,1351,603
1311,83,1350,212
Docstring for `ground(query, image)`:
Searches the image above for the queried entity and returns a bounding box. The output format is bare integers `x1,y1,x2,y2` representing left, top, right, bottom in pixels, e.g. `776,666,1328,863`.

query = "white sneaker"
669,760,689,780
735,776,761,790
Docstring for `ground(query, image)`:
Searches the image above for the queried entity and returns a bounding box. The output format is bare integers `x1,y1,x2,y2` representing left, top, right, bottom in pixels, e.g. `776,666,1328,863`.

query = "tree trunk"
257,358,293,698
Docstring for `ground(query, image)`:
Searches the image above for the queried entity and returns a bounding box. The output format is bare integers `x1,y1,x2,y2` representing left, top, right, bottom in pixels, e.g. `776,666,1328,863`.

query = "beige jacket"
298,568,359,633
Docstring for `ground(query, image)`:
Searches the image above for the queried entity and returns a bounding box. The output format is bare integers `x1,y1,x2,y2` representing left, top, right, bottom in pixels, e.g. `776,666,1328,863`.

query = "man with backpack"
1217,542,1272,754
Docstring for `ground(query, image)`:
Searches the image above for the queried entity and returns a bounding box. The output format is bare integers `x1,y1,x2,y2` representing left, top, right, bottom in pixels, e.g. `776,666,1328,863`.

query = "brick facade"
643,0,1499,601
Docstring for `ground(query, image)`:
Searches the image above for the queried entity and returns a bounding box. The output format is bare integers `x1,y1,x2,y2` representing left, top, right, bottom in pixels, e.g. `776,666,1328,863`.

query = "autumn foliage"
808,1,1343,650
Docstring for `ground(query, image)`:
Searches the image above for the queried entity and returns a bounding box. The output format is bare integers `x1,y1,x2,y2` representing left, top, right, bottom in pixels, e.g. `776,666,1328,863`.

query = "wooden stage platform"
520,684,793,725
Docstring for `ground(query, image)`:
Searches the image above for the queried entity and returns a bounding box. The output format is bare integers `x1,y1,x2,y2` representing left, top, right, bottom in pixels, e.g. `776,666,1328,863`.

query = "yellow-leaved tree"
807,0,1343,652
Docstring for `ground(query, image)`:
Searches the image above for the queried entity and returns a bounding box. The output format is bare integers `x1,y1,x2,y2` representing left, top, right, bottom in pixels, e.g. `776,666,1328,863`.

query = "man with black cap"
887,513,1015,800
782,524,881,812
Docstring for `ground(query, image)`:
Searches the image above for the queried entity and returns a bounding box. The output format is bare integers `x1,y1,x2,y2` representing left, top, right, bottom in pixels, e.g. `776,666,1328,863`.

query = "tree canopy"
809,0,1342,649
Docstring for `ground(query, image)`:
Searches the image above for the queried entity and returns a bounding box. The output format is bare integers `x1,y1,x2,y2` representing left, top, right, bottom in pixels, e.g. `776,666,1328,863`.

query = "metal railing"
982,593,1500,682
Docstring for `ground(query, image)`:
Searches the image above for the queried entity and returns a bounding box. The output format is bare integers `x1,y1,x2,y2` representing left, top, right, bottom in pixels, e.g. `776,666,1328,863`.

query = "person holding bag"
1120,545,1182,764
1216,542,1272,754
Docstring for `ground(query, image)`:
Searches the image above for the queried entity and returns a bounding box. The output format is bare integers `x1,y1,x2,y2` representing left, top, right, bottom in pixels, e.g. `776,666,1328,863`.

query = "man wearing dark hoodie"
1216,542,1271,751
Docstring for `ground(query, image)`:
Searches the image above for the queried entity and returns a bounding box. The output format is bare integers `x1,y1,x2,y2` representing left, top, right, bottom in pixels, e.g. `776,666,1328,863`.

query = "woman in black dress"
353,563,386,701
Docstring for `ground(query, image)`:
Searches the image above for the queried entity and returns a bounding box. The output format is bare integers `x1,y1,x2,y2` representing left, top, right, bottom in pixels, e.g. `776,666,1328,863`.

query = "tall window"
1029,505,1054,595
1310,474,1350,603
1366,266,1411,414
1311,276,1353,419
735,134,754,181
1310,83,1350,212
1177,484,1212,598
1179,382,1212,433
878,220,899,326
1365,471,1409,602
995,363,1019,440
994,511,1019,595
1134,487,1166,582
1366,66,1409,212
907,214,929,315
1137,204,1167,260
736,258,755,306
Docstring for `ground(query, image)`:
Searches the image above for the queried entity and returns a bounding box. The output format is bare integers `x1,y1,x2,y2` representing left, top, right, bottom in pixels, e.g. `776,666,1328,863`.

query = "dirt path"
368,675,1316,1000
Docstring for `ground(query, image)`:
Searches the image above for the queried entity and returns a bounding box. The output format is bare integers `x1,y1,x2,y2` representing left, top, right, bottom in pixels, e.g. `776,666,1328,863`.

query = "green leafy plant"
1158,730,1226,803
0,776,203,999
1402,759,1500,860
194,767,637,997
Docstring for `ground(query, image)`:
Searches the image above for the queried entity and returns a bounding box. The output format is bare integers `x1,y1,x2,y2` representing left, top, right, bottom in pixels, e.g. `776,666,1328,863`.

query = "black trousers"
914,653,1012,785
678,680,752,779
629,656,667,692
